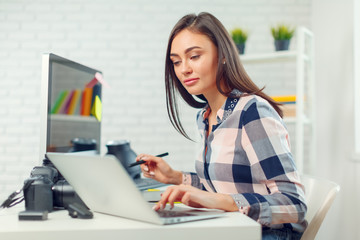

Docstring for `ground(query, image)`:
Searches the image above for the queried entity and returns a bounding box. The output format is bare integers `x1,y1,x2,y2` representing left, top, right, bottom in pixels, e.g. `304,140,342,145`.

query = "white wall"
312,0,359,239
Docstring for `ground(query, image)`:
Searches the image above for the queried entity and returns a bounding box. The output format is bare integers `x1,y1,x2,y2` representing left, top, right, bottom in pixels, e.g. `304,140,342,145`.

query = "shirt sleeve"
181,172,204,189
231,100,307,227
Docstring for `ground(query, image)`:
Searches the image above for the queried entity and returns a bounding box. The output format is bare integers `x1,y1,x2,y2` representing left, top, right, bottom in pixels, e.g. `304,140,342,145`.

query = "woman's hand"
153,184,239,212
135,154,182,185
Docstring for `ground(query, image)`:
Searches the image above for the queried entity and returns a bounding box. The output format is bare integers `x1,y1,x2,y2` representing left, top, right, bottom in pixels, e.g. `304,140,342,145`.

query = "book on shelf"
74,90,83,115
59,90,75,114
81,87,93,116
90,84,102,116
67,89,81,115
51,90,68,114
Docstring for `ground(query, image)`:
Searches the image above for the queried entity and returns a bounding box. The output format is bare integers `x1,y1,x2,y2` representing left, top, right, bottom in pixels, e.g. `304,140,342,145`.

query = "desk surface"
0,205,261,240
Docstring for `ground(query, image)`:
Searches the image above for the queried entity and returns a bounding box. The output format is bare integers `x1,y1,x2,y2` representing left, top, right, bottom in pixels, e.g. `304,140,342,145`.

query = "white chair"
300,175,340,240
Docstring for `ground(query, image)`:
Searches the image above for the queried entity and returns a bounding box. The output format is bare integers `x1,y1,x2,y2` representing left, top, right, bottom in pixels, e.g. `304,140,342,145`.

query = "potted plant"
271,24,295,51
231,28,248,55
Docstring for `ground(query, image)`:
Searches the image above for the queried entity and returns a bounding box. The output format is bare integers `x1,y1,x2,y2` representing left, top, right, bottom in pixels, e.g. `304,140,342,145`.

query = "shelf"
241,51,297,63
50,114,98,122
240,50,310,64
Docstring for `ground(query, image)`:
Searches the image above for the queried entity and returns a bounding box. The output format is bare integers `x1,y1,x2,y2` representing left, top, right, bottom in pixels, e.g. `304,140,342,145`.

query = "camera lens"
52,180,86,209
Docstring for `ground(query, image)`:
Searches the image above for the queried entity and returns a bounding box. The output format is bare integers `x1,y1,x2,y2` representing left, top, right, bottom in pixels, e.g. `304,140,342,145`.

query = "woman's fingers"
142,171,153,178
154,185,196,210
167,187,182,209
180,191,191,206
146,160,158,174
135,153,181,185
137,154,157,174
155,185,178,210
156,186,173,209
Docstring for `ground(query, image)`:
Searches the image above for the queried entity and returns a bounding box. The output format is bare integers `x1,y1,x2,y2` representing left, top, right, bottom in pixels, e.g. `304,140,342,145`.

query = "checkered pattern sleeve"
231,100,307,228
181,172,203,189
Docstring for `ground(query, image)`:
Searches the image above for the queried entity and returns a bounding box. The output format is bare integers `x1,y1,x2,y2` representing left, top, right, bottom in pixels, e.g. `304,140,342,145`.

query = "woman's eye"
190,55,200,60
173,61,181,66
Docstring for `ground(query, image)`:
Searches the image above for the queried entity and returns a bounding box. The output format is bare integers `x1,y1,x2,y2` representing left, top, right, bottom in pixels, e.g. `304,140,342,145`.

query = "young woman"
136,12,307,239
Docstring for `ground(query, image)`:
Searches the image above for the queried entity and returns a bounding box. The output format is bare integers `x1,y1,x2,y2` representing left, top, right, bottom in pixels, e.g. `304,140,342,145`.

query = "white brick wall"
0,0,311,200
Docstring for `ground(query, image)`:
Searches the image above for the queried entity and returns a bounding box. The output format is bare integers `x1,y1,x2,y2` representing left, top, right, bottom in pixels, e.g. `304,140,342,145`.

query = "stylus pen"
128,152,169,168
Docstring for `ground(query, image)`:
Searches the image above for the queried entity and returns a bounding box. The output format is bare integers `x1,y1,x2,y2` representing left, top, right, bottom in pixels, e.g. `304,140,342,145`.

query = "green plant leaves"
271,25,295,40
231,28,248,44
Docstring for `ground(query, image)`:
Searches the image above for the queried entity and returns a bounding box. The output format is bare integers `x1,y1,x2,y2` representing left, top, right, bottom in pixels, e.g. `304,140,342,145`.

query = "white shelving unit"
241,27,315,174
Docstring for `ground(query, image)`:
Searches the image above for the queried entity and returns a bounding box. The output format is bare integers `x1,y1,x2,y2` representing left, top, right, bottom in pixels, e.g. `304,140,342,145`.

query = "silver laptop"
46,152,224,225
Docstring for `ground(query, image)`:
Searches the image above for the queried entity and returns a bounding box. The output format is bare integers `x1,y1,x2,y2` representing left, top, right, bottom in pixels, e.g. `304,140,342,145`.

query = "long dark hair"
165,12,283,140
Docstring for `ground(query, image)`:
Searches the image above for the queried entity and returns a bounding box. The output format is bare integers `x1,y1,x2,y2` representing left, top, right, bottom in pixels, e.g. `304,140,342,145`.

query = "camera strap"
0,179,35,210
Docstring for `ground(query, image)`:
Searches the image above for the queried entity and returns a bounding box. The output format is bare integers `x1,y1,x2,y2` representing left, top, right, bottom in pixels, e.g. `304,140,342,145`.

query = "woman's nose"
181,61,192,75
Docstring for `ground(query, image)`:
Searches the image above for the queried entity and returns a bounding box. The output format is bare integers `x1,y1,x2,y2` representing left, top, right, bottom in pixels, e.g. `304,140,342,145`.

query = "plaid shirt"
182,89,307,232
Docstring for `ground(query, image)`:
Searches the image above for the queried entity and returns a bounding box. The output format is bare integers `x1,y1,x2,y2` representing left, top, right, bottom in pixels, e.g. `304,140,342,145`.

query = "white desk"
0,205,261,240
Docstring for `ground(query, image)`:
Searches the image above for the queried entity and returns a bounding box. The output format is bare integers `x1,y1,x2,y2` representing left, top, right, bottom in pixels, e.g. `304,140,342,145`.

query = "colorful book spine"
51,90,68,114
81,87,93,116
80,89,85,115
74,90,83,115
59,90,75,114
91,84,102,102
67,89,81,115
90,84,101,116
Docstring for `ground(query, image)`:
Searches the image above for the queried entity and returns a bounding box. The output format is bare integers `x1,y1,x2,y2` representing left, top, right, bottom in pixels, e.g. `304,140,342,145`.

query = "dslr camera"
23,155,86,212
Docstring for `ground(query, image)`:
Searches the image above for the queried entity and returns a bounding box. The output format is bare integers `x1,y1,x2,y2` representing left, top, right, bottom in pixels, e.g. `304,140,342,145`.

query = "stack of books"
271,95,296,117
50,84,102,121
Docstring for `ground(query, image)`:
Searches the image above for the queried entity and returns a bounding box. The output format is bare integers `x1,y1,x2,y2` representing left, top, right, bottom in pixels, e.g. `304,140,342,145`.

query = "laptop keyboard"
157,210,194,218
133,178,166,190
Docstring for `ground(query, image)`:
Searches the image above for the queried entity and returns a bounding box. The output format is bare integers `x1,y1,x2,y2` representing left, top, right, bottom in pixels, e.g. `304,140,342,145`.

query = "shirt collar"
201,89,242,123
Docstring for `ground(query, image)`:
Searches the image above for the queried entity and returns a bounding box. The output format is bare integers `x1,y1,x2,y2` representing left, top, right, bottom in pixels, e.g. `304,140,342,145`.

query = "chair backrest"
300,175,340,240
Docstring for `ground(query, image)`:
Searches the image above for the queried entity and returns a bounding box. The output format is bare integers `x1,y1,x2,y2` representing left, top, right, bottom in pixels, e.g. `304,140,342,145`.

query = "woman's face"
170,29,219,97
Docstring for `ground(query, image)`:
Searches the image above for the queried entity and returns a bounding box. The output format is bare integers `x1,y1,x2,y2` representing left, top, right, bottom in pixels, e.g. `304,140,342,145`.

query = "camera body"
23,157,86,212
23,165,56,211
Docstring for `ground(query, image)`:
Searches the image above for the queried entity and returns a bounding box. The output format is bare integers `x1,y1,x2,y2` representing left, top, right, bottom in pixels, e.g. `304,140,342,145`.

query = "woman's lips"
183,78,199,86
